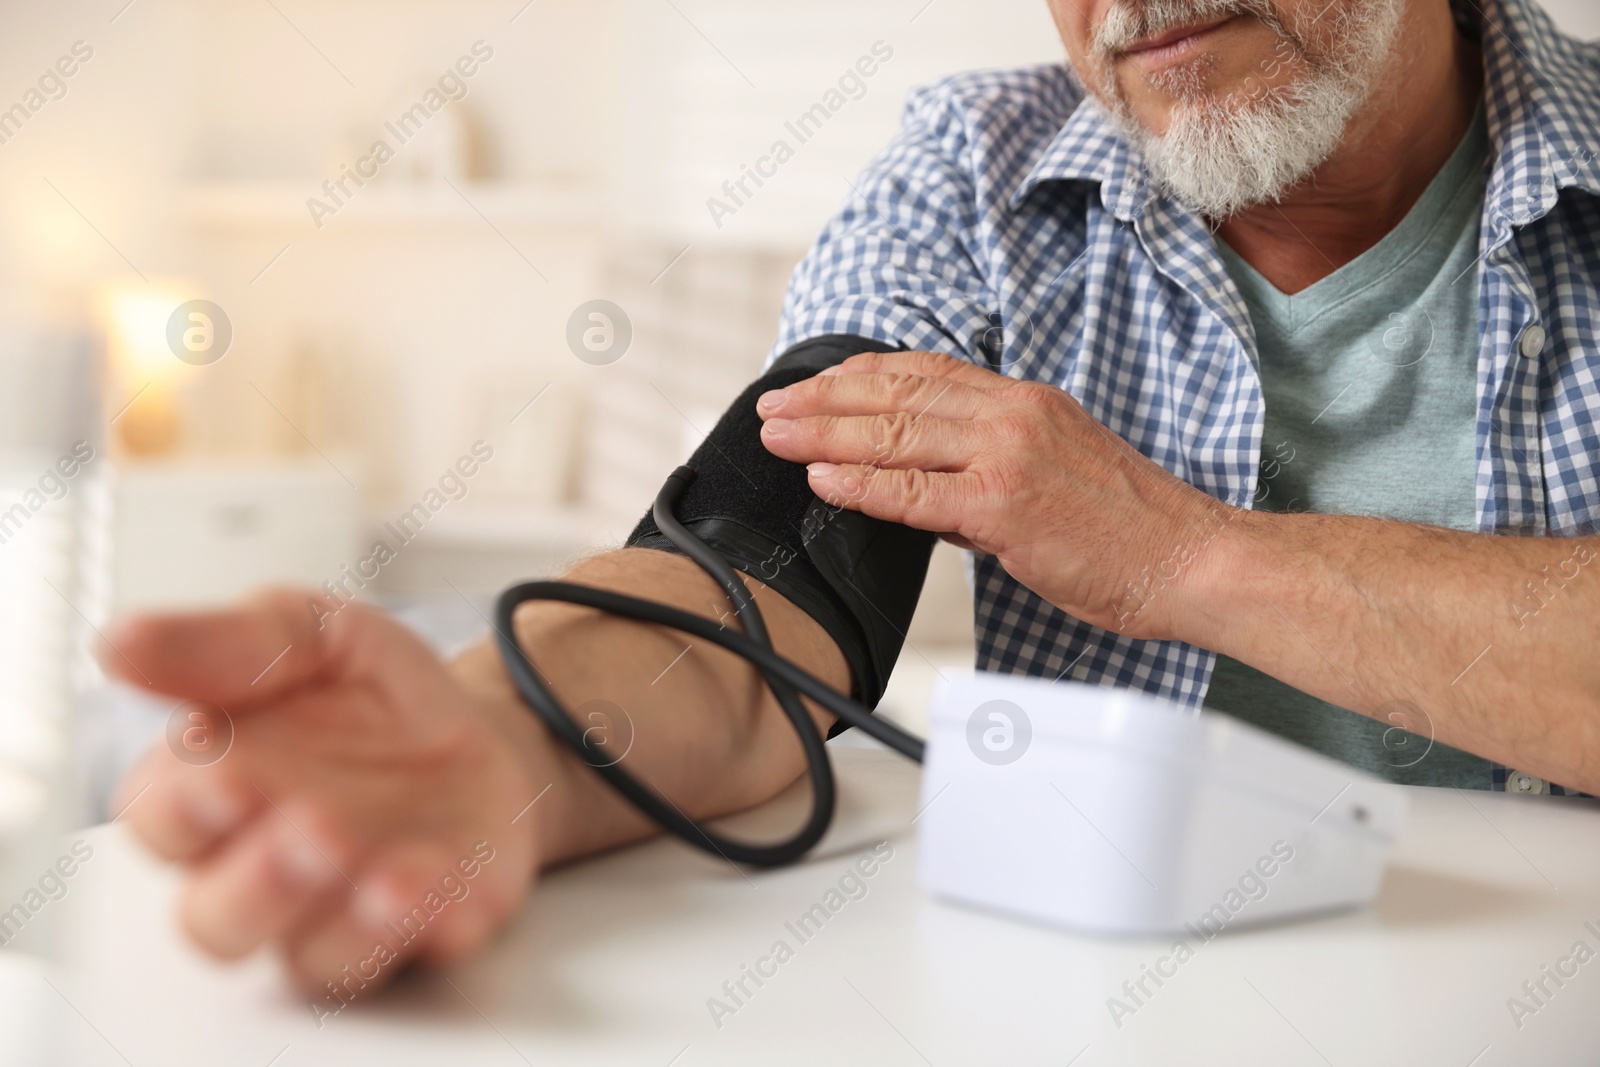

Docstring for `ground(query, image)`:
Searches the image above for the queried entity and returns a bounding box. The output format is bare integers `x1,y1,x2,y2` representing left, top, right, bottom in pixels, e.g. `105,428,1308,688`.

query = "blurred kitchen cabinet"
111,460,362,612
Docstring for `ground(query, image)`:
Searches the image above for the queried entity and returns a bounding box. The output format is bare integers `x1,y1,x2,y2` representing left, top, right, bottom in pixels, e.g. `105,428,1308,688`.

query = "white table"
24,746,1600,1066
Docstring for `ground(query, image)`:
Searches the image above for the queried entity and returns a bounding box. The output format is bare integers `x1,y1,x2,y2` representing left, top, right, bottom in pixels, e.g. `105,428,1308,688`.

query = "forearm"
1184,510,1600,790
449,548,850,870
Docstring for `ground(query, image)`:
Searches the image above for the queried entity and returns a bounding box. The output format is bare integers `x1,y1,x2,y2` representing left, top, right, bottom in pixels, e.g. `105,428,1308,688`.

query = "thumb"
100,587,361,709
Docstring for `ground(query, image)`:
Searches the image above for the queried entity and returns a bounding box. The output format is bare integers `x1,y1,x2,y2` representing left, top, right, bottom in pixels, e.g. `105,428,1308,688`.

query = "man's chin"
1113,68,1276,138
1114,90,1236,143
1136,93,1344,219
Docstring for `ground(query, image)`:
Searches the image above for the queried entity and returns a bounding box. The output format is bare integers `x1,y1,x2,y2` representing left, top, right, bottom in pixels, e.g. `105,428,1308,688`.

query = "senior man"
105,0,1599,994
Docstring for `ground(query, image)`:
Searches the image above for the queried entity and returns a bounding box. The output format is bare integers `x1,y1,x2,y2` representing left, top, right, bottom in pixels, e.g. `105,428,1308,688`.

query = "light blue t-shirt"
1202,103,1492,787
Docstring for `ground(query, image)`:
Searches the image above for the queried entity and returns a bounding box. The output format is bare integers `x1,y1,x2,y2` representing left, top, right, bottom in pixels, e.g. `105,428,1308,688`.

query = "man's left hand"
756,350,1229,639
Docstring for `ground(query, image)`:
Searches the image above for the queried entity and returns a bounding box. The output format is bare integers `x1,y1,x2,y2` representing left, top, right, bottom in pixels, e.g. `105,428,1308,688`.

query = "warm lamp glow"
98,280,201,458
102,282,196,384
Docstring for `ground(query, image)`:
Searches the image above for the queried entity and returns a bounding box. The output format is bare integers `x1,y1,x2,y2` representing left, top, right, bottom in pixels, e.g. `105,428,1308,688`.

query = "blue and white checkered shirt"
772,0,1600,791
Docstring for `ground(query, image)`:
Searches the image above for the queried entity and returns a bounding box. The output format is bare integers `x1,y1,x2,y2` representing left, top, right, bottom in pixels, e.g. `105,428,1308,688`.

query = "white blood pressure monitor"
917,674,1408,935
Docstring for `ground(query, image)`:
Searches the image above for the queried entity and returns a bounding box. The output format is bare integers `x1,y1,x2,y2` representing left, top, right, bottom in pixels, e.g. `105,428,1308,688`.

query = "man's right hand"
104,590,550,997
101,549,852,998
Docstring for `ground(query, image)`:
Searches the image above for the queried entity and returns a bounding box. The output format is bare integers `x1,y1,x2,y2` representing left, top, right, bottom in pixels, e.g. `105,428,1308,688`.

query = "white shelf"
176,180,599,232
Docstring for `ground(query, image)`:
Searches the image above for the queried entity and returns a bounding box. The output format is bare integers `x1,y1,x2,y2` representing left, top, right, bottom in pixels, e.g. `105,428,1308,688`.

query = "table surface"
17,745,1600,1066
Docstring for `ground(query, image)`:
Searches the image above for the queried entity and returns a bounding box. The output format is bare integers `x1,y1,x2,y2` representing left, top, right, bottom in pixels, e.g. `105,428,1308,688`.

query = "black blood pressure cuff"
627,334,938,722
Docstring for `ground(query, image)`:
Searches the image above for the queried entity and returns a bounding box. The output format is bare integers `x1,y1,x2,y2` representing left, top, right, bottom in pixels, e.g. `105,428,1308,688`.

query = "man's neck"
1214,6,1483,295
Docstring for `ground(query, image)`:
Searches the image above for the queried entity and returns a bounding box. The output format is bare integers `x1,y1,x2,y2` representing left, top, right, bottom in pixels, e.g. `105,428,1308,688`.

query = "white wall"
1541,0,1599,37
611,0,1065,245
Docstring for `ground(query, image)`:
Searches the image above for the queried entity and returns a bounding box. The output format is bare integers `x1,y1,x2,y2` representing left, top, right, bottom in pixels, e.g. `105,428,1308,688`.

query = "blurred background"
0,0,1075,845
0,0,1594,891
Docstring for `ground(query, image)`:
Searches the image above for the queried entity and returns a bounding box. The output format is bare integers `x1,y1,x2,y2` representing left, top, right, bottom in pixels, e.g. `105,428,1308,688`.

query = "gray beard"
1088,0,1404,219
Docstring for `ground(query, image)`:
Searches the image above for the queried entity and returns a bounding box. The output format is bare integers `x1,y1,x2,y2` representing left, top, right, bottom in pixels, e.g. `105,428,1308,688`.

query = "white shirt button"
1508,771,1547,795
1519,323,1546,359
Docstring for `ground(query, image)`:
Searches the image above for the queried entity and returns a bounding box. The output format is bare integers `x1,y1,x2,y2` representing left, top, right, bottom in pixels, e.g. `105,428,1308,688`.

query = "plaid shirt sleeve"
771,83,999,366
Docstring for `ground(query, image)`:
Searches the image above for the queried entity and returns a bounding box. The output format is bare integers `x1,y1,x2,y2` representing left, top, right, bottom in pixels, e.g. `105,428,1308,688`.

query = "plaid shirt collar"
1010,0,1600,231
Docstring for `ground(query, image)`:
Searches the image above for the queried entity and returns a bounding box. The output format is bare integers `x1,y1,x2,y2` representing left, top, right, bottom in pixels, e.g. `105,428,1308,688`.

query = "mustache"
1092,0,1286,55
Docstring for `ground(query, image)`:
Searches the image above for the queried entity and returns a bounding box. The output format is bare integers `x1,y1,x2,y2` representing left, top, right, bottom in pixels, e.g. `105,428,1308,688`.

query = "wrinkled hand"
103,592,543,1000
757,351,1230,638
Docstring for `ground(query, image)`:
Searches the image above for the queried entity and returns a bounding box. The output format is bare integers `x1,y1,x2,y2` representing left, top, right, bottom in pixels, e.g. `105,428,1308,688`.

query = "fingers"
758,369,992,422
361,843,506,966
282,843,492,997
820,350,1011,388
762,412,974,472
102,590,454,738
100,587,333,707
113,751,261,863
181,796,351,960
805,464,975,535
285,902,404,1003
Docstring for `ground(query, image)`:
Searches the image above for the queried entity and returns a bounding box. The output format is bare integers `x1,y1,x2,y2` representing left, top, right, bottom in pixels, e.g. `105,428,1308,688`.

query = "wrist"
1102,485,1243,643
1165,502,1273,652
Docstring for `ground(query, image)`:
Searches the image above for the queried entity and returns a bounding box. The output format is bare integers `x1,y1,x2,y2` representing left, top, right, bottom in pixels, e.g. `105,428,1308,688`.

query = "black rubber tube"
493,466,924,867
